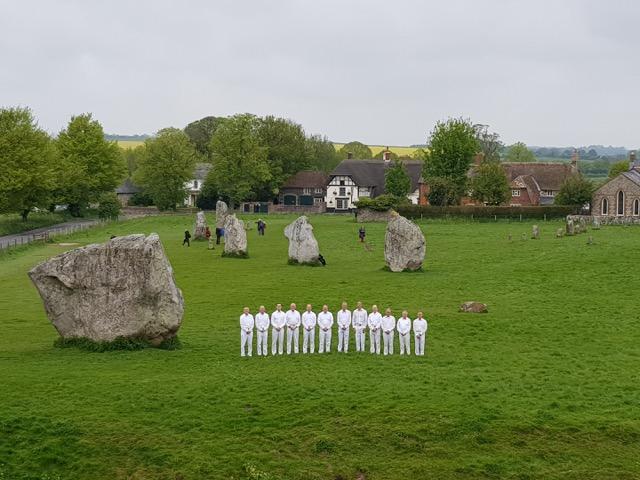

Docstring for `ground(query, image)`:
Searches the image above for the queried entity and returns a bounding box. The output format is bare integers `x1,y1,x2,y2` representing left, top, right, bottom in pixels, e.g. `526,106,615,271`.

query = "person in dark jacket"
358,226,366,243
183,230,191,247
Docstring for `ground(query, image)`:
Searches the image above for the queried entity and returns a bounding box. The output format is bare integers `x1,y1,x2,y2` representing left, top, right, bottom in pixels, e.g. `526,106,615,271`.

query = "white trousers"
337,328,349,352
399,332,410,355
303,328,315,353
240,330,253,356
256,329,268,356
369,329,381,354
318,329,331,353
271,327,284,355
287,327,299,354
383,331,394,355
415,334,425,356
354,328,366,351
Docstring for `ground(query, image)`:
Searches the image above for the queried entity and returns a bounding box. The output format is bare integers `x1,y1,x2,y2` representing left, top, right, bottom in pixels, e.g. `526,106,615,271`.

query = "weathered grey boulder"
223,214,248,257
193,211,208,240
384,214,425,272
556,228,564,238
566,218,575,236
532,225,540,240
460,301,488,313
593,216,601,230
28,234,184,345
216,200,229,229
284,216,320,264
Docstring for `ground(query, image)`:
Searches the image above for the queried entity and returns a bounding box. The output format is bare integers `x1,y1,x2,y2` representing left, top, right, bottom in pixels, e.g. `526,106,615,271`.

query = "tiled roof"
503,162,573,191
282,170,328,189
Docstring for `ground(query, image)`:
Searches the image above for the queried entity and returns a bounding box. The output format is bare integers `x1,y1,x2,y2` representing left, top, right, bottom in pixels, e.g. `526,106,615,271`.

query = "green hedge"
395,205,580,220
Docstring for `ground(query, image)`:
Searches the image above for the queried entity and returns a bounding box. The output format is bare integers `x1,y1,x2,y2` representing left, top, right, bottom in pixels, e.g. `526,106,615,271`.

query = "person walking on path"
183,230,191,247
336,302,351,353
352,301,368,352
413,311,428,356
317,304,334,353
397,311,411,355
239,307,254,357
358,226,366,242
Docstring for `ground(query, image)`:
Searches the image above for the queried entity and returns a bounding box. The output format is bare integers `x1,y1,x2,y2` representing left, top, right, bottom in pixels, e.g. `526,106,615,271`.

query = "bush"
354,194,409,211
128,191,154,206
395,205,579,220
97,192,121,220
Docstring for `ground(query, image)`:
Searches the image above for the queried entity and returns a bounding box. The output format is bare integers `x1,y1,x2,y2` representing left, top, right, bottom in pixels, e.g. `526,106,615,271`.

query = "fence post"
519,214,522,222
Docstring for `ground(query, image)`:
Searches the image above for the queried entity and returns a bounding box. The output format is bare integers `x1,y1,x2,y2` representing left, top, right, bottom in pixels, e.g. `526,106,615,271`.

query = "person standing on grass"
270,303,286,355
358,226,366,243
368,305,382,354
352,301,368,352
397,310,411,355
317,304,334,353
254,305,270,356
381,308,396,355
256,219,266,236
215,227,223,245
239,307,254,357
302,304,317,354
285,303,301,354
413,311,428,356
182,230,191,247
336,302,351,353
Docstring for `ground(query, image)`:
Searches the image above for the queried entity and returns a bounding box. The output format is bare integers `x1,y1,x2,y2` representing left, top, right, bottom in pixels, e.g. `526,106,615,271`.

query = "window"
313,197,322,205
601,198,608,215
634,198,639,216
512,189,521,197
336,198,348,210
339,180,345,186
541,190,555,197
193,180,199,189
339,187,346,196
617,191,625,215
303,188,312,195
315,188,323,194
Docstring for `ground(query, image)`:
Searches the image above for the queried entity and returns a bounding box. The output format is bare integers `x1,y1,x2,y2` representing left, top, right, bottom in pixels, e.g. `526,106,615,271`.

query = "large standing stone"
193,211,208,240
593,216,601,230
384,214,425,272
223,214,248,257
532,225,540,240
216,200,229,229
28,234,184,345
566,218,575,236
284,216,320,264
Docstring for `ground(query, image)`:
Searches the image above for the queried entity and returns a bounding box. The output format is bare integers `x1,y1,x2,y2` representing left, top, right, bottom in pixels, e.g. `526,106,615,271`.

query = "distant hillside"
105,134,151,142
332,143,420,157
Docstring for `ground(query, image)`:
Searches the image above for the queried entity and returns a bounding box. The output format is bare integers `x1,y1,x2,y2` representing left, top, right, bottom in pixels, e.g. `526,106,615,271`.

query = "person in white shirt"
396,310,411,355
413,311,428,356
301,304,317,354
270,303,286,355
239,307,254,357
336,302,351,353
254,305,270,356
352,301,368,352
367,305,382,354
381,308,396,355
285,303,301,354
317,304,334,353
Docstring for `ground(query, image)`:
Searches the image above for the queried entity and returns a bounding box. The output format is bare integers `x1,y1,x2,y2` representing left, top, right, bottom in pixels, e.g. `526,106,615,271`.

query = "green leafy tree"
135,128,198,211
608,160,629,178
506,142,536,162
97,192,121,219
306,135,342,172
338,141,372,159
121,145,146,176
184,116,226,157
555,174,594,206
470,162,510,205
208,114,270,207
474,124,502,163
384,160,411,198
56,114,126,216
423,118,478,204
411,148,429,161
0,107,57,220
256,116,310,200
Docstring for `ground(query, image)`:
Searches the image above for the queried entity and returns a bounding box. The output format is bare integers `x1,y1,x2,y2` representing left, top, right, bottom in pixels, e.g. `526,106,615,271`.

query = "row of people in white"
239,301,428,357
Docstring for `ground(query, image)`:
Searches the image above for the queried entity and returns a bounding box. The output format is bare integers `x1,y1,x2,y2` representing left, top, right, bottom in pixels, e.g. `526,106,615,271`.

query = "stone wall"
592,175,640,218
567,214,640,225
356,208,395,222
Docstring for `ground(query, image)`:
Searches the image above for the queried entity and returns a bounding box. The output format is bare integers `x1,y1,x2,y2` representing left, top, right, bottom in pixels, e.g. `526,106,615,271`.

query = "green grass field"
332,144,419,157
0,212,66,236
1,214,639,479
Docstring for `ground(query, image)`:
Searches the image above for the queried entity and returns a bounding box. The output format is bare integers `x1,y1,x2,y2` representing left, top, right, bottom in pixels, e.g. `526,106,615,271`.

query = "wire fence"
0,218,113,251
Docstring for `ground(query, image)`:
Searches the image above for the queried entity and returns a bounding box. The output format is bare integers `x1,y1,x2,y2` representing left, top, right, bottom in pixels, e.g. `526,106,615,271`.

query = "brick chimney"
383,147,391,163
347,152,353,160
570,148,579,173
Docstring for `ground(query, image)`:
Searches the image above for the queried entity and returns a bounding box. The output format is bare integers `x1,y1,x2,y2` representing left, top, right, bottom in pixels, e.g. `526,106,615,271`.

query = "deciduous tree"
555,174,594,206
384,160,411,198
0,107,56,220
306,135,341,172
184,116,226,157
608,160,629,178
338,141,372,159
135,128,198,210
506,142,536,162
470,162,510,205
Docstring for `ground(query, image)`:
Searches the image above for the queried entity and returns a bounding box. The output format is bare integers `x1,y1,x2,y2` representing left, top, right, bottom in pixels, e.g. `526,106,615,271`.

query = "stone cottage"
592,151,640,220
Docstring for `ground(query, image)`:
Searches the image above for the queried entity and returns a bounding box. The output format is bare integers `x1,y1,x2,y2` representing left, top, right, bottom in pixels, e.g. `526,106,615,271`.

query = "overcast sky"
2,0,639,147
